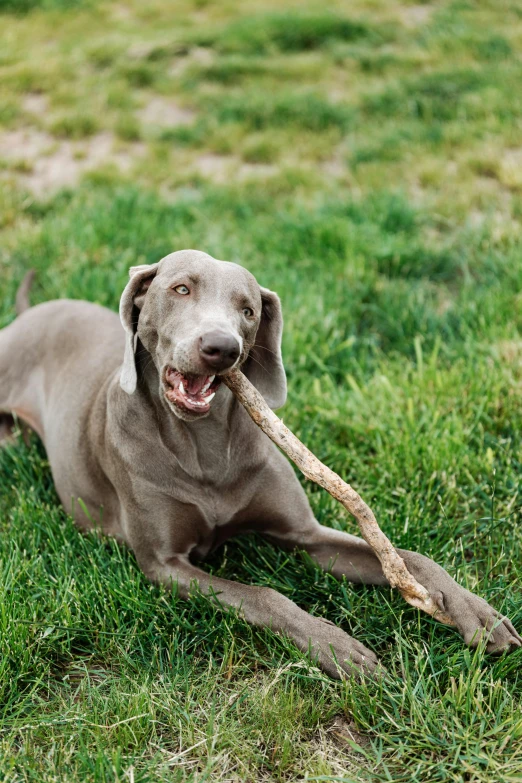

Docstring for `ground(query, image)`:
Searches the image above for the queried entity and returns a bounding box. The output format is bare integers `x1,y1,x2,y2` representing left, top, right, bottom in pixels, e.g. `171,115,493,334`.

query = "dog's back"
1,298,122,434
0,293,129,535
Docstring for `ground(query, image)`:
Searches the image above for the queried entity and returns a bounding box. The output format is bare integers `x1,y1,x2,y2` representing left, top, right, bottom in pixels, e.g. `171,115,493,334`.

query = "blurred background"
1,1,522,781
1,0,522,358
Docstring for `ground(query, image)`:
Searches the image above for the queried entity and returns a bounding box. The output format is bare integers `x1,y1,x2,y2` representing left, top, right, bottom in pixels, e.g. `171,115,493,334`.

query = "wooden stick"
223,369,455,627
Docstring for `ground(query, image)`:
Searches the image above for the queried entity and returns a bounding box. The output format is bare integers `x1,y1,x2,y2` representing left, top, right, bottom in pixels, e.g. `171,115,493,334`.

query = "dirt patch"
169,46,214,77
321,146,347,178
111,3,133,21
193,153,278,183
496,340,522,364
468,209,486,228
498,148,522,190
139,97,195,129
237,161,278,179
303,714,370,778
398,5,434,28
0,129,144,196
22,93,49,117
0,128,51,161
193,153,233,182
328,715,371,750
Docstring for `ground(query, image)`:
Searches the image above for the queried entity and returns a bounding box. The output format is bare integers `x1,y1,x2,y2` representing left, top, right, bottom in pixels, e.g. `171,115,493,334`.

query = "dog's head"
119,250,286,421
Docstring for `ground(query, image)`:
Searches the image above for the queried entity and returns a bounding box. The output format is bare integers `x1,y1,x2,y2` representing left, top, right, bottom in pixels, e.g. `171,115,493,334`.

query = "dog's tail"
15,269,35,316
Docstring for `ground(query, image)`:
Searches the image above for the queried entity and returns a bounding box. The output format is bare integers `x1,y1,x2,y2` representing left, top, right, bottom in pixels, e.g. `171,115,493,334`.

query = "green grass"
1,0,522,780
0,0,86,12
191,11,376,54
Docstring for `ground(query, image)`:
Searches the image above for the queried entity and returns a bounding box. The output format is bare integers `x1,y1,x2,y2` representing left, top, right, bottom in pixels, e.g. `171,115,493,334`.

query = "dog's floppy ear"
244,287,287,409
119,263,159,394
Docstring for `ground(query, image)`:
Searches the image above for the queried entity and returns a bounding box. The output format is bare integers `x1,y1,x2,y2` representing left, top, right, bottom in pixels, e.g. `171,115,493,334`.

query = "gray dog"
1,250,520,678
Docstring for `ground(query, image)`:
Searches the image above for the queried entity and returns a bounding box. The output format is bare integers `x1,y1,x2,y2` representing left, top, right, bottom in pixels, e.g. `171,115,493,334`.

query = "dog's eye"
242,307,254,318
173,285,190,295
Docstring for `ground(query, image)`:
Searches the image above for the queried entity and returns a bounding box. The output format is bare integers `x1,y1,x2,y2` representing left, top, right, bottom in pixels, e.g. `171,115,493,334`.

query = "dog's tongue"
165,368,220,414
185,375,208,395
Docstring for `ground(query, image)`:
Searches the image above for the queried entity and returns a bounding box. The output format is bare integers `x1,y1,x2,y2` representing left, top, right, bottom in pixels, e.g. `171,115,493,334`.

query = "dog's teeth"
201,375,215,394
179,381,186,395
205,392,216,403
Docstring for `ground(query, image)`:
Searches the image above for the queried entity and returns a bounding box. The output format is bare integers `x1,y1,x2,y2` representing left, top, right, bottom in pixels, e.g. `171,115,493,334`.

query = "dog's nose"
199,330,240,371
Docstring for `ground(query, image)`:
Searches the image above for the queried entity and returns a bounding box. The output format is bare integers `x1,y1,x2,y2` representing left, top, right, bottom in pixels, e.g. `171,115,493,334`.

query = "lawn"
1,0,522,780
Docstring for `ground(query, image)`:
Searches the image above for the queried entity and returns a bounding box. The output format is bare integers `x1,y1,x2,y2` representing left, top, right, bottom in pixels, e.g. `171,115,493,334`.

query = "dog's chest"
169,473,256,560
164,444,264,558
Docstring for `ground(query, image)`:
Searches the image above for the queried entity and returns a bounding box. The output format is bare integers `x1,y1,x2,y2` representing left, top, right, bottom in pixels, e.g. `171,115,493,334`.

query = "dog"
1,250,520,678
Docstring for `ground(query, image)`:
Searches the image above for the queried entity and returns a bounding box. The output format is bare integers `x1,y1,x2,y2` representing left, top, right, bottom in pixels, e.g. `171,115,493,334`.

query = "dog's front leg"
135,550,380,680
279,524,522,654
251,456,521,655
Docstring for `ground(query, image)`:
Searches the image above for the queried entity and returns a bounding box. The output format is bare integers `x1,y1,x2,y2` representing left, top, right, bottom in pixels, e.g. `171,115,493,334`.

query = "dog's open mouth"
164,367,221,414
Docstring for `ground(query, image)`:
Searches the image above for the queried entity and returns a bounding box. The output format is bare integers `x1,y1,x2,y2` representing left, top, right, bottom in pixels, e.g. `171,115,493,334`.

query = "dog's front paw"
305,617,381,680
401,551,521,654
433,587,521,654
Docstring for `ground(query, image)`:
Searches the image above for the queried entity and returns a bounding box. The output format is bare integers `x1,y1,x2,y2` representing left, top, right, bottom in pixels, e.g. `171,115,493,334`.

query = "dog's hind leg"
0,329,19,446
0,270,40,443
0,323,21,442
